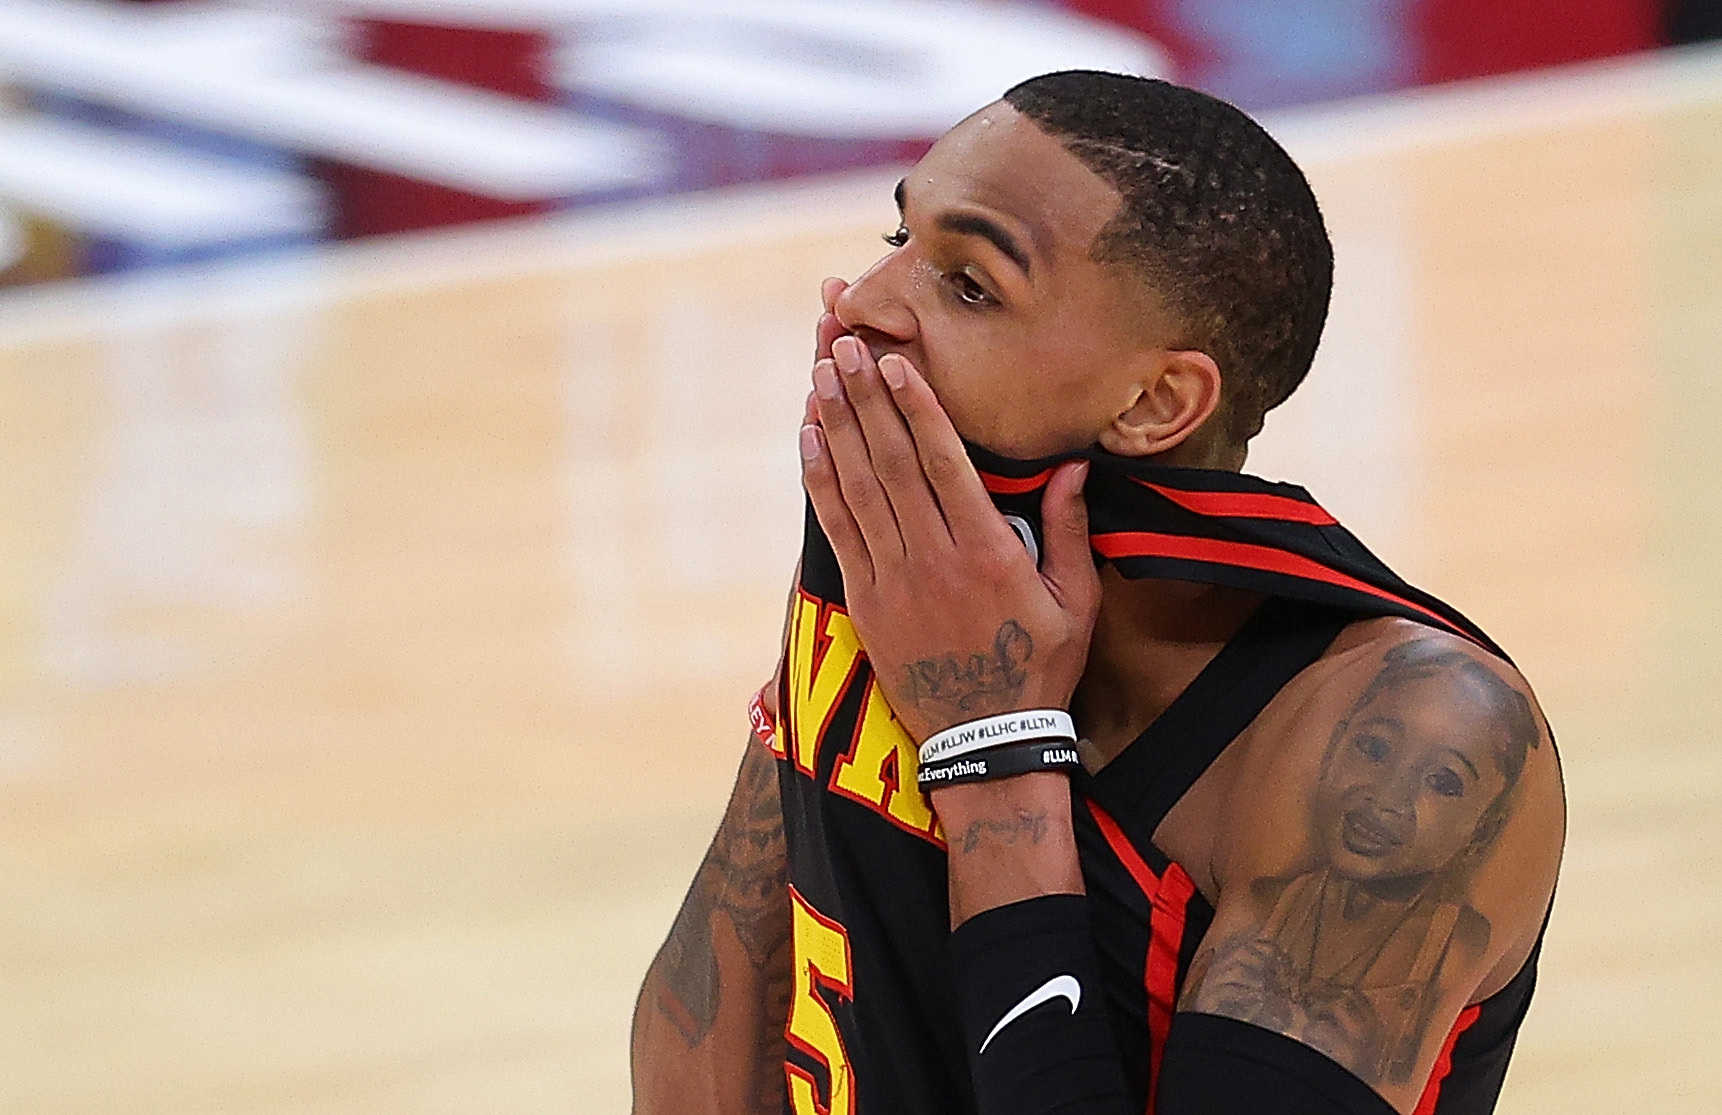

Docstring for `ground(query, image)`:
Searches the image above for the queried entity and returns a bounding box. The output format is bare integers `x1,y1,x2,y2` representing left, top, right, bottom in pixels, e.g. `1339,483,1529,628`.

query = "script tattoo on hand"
653,739,791,1057
1184,638,1542,1088
900,619,1034,717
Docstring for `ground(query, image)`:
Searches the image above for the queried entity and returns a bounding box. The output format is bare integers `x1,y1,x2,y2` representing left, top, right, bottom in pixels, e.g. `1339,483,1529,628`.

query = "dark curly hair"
1004,71,1333,443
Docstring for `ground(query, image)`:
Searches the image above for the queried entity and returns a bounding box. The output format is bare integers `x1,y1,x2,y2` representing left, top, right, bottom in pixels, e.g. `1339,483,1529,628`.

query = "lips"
1340,809,1406,858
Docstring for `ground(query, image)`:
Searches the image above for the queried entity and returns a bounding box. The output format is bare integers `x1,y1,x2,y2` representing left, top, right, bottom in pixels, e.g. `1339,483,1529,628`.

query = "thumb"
1039,460,1099,614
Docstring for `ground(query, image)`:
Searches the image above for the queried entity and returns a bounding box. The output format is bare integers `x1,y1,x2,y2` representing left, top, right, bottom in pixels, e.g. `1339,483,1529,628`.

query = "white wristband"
918,709,1077,766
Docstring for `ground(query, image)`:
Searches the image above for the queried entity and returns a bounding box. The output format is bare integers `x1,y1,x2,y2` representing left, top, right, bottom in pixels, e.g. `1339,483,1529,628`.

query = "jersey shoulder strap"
1084,596,1356,837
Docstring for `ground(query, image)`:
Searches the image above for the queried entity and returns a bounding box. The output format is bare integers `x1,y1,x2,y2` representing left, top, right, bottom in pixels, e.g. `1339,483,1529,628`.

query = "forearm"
631,928,791,1115
631,738,791,1115
931,772,1084,927
933,773,1134,1115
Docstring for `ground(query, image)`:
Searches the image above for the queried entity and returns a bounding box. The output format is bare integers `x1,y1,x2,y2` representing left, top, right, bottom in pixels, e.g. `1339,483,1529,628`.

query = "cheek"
1327,748,1388,793
921,339,1089,454
915,345,1005,445
1413,795,1490,859
914,295,1140,456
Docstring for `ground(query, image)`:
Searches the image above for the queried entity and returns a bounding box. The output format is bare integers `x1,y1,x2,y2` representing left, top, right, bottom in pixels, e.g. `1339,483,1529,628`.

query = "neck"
1072,569,1265,763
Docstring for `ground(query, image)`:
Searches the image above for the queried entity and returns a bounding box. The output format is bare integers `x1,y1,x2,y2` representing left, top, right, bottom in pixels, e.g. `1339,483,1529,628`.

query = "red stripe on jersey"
1091,531,1465,637
979,467,1056,495
1088,800,1158,896
1133,480,1339,526
1146,863,1197,1114
1088,800,1200,1115
1415,1004,1482,1115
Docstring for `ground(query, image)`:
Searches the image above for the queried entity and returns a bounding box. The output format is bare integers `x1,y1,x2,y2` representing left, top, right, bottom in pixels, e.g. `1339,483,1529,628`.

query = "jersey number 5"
786,886,856,1115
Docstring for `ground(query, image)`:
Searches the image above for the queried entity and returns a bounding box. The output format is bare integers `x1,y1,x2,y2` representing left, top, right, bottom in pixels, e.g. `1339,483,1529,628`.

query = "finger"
821,277,848,315
813,356,905,561
1039,460,1101,616
878,353,1011,545
815,278,849,361
815,310,845,363
800,422,874,586
832,336,949,549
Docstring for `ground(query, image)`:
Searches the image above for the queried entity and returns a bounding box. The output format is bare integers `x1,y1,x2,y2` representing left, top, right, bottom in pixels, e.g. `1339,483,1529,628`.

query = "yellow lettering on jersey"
786,886,856,1115
829,678,943,846
784,591,865,777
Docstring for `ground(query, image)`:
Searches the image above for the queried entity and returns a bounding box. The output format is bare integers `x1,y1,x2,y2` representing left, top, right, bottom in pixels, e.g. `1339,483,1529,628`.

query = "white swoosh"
978,974,1082,1054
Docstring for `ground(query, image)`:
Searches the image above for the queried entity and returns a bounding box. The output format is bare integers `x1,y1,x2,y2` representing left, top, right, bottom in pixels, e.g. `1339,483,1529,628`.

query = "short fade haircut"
1003,71,1333,442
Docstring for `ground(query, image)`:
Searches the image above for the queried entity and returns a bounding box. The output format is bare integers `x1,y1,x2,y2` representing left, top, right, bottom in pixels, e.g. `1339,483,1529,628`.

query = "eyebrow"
894,177,1033,278
1439,747,1482,781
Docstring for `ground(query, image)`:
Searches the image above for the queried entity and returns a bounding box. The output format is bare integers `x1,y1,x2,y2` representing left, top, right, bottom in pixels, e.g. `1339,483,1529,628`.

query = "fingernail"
880,354,905,390
834,336,861,375
799,424,823,461
813,359,841,399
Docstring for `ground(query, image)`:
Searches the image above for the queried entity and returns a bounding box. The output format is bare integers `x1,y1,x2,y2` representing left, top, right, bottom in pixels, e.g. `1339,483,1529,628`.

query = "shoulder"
1258,616,1562,810
1224,615,1565,898
1184,615,1564,1104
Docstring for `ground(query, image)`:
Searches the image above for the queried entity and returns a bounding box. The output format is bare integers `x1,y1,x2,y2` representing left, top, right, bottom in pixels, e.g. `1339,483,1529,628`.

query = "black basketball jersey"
761,445,1543,1115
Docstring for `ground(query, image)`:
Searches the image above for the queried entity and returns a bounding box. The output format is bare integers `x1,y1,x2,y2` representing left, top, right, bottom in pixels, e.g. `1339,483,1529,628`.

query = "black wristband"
916,738,1084,788
948,894,1134,1115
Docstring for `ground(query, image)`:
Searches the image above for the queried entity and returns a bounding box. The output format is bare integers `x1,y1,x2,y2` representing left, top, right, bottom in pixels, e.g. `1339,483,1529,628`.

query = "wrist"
932,772,1082,927
929,770,1073,827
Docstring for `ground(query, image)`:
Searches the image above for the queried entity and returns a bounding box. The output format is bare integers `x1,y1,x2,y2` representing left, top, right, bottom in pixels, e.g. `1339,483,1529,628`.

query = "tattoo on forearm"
1186,638,1542,1086
901,619,1034,716
751,946,795,1112
956,808,1051,855
654,741,791,1049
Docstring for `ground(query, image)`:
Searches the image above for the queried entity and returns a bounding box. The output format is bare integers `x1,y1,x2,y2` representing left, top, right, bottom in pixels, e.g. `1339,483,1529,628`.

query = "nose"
833,250,918,349
1376,771,1421,816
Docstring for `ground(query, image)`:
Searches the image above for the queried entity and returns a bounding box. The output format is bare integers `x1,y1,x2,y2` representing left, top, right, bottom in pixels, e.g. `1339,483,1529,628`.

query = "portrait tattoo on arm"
1185,638,1542,1087
654,740,792,1057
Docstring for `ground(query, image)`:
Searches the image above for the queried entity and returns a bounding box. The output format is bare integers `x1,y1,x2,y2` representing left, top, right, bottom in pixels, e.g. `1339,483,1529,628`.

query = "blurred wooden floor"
1,48,1720,1115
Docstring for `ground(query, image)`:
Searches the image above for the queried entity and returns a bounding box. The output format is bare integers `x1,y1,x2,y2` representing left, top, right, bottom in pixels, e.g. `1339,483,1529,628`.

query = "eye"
1352,733,1390,762
1426,767,1465,798
948,269,993,306
883,225,909,248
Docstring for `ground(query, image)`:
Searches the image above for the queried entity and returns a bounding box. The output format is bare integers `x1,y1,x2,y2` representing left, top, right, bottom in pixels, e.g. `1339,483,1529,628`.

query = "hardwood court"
1,48,1719,1115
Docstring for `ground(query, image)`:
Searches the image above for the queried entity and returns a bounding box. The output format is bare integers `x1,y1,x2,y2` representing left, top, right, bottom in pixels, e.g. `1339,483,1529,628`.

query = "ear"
1096,348,1224,458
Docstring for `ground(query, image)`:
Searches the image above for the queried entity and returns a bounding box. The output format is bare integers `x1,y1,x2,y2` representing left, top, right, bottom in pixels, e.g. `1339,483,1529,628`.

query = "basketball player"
630,72,1563,1115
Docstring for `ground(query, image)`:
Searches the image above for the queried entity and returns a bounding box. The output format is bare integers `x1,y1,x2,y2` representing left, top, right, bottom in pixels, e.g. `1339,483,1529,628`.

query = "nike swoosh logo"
978,974,1082,1054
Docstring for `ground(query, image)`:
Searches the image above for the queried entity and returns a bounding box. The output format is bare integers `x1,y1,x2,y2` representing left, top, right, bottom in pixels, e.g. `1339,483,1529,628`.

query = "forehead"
907,103,1123,264
1353,673,1510,764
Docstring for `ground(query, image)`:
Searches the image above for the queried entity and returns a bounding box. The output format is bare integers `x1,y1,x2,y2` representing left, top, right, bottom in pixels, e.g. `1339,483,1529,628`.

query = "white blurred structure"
0,0,1164,277
0,113,324,257
288,0,1167,137
0,0,668,200
0,204,23,272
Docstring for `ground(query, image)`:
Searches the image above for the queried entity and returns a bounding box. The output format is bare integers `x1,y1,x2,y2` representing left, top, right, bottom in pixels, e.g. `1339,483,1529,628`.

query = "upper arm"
1180,628,1564,1113
648,733,790,1043
632,734,791,1115
632,574,802,1114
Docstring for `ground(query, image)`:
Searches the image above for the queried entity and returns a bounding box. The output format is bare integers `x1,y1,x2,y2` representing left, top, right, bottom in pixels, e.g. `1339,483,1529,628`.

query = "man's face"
1314,675,1511,884
833,103,1176,459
